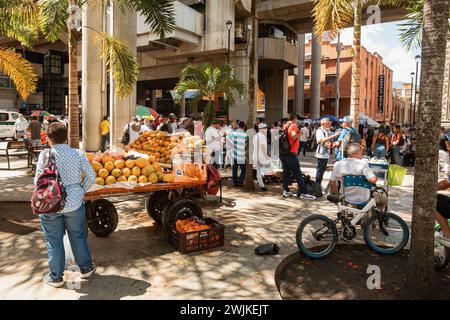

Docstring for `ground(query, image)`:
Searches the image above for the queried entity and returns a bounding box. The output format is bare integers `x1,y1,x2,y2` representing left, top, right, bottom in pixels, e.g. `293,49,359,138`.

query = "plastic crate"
169,218,225,254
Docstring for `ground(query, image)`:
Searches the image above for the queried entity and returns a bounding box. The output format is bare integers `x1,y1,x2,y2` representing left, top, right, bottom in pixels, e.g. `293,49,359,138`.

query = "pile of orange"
127,130,178,164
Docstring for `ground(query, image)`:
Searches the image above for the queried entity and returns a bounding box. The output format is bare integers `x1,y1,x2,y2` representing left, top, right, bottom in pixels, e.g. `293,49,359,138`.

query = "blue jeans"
374,144,386,159
316,158,328,186
392,145,401,165
299,141,308,156
280,153,308,195
39,205,93,280
232,160,246,185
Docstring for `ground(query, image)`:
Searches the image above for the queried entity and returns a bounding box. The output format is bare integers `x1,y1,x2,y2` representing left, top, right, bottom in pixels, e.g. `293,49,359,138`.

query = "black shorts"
437,194,450,219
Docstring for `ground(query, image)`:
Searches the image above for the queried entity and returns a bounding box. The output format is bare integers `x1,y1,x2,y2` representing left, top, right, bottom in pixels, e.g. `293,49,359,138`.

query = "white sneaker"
283,191,294,198
43,274,64,288
436,233,450,248
299,194,317,201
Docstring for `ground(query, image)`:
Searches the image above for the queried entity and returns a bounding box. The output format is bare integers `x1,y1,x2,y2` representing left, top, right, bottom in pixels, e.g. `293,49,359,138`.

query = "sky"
306,21,422,86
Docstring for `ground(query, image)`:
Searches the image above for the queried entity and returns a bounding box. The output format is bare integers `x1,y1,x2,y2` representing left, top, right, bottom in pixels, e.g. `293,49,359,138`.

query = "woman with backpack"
371,127,390,159
33,122,96,287
391,125,404,165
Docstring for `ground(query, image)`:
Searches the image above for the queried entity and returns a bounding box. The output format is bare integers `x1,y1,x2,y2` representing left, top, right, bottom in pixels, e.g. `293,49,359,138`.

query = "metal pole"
336,33,341,119
109,1,115,146
227,28,231,65
410,76,414,125
413,60,419,126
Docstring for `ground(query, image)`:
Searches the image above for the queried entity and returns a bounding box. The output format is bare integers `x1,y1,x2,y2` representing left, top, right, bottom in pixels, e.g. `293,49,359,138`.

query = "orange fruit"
128,175,138,183
114,159,125,169
105,176,116,185
98,168,109,179
122,168,131,177
125,159,135,169
104,161,115,172
131,166,141,177
117,175,127,183
95,177,105,186
111,168,122,178
138,175,148,183
135,158,147,169
91,161,103,172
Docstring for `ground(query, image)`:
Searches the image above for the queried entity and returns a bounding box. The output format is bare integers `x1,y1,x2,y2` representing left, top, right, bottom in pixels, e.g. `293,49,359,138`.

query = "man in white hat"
253,122,271,192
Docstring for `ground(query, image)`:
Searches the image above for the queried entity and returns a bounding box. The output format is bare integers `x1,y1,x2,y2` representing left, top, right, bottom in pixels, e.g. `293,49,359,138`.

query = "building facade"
289,40,394,123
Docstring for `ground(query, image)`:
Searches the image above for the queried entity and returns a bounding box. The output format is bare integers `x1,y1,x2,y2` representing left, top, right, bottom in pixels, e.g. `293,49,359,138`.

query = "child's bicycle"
296,175,409,259
435,220,450,270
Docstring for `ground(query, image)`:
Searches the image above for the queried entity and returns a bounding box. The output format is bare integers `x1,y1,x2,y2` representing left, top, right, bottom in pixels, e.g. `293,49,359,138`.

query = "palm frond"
0,47,37,99
112,0,175,39
0,0,40,47
97,32,139,98
38,0,69,43
312,0,354,39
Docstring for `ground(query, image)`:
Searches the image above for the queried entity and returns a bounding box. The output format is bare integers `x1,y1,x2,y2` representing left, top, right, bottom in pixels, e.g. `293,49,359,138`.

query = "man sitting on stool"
330,143,377,205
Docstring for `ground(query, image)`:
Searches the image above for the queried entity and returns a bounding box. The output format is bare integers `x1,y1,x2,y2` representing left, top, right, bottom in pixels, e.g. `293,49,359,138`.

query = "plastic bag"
254,243,280,255
64,231,78,270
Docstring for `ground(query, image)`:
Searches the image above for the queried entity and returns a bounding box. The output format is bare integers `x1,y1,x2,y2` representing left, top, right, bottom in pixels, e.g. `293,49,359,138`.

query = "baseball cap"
340,116,353,123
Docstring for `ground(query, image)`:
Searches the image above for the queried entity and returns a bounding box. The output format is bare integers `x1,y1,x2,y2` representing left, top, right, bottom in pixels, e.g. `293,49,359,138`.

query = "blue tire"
363,212,409,255
296,214,338,259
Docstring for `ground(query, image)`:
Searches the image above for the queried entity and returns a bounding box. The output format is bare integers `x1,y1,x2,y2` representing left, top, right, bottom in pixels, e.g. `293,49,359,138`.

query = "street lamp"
410,72,415,126
413,54,421,126
226,20,233,65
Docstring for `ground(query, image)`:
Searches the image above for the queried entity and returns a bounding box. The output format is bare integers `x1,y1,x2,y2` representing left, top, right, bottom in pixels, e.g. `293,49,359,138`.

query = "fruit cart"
84,179,207,238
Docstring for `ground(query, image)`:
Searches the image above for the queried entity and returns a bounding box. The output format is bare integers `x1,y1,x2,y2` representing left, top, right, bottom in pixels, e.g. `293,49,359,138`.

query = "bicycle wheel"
363,212,409,255
296,214,338,259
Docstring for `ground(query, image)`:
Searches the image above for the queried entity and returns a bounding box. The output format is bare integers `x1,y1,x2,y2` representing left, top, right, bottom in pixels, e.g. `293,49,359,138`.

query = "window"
325,74,336,85
11,113,18,120
304,76,310,85
0,73,12,88
0,113,8,121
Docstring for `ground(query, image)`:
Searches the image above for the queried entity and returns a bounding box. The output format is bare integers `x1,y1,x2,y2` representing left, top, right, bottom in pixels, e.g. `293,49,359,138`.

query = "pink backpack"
31,150,67,215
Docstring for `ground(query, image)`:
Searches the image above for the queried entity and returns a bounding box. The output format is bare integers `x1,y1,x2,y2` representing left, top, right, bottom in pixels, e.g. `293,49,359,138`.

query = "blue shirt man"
335,116,358,161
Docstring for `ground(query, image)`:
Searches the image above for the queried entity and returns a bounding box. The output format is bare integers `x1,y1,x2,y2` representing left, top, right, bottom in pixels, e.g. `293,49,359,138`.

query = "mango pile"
127,130,177,164
86,153,175,186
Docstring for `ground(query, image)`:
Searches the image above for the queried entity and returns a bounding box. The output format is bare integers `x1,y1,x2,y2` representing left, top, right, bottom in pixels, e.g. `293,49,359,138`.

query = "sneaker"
299,194,317,201
436,233,450,248
283,191,294,198
80,264,96,279
43,274,64,288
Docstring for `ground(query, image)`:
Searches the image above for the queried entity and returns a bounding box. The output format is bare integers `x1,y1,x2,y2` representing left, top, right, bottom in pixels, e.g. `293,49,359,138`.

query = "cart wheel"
145,190,179,224
162,198,203,231
86,199,118,237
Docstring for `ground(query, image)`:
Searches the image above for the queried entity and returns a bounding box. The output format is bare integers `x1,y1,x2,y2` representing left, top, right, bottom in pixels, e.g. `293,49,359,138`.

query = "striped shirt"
228,129,247,164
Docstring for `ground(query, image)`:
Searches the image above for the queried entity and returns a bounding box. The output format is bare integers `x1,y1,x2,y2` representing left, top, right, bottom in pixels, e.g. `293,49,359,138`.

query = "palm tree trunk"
442,39,450,121
68,0,80,148
350,0,362,127
405,0,450,298
244,0,257,191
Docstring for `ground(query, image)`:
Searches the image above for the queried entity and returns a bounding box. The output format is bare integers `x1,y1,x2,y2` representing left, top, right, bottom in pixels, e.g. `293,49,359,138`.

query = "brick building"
289,40,394,123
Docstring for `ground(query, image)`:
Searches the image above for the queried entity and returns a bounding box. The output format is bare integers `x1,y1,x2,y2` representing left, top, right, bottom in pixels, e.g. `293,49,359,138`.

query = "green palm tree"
312,0,407,125
0,0,175,147
174,63,246,131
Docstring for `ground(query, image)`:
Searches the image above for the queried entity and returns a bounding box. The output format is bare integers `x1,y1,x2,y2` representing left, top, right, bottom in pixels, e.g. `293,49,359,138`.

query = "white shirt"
331,158,376,204
15,118,29,131
300,127,310,142
124,123,140,144
204,126,222,153
315,127,331,159
253,132,271,166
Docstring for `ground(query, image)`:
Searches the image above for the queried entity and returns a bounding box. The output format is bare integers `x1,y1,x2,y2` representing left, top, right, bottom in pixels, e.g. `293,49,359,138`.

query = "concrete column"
265,68,288,125
230,53,256,123
82,3,104,152
310,34,322,119
294,34,305,115
111,8,137,147
206,0,234,52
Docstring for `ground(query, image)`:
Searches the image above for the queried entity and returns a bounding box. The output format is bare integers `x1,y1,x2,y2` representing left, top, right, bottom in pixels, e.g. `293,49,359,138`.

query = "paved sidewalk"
0,154,418,300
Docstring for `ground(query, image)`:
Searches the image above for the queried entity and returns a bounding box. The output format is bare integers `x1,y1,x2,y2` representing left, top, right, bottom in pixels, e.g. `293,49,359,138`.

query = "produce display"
176,218,211,233
126,130,177,164
86,151,175,186
126,130,206,164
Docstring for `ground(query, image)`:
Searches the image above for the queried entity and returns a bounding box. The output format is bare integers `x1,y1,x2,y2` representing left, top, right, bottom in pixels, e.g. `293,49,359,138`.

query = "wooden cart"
84,180,207,237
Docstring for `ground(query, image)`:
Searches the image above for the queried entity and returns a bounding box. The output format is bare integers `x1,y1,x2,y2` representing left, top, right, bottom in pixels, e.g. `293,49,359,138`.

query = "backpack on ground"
206,164,221,195
303,174,323,197
340,128,361,158
31,150,67,215
279,124,293,155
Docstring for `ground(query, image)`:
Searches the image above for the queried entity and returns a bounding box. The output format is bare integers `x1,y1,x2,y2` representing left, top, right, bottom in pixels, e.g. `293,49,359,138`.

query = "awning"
359,113,380,127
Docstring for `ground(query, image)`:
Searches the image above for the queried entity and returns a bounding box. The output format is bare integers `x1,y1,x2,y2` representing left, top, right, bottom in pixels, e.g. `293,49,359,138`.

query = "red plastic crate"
169,218,225,254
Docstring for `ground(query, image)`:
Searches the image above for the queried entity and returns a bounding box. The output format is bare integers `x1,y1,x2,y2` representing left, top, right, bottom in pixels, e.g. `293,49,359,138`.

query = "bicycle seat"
327,194,344,204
